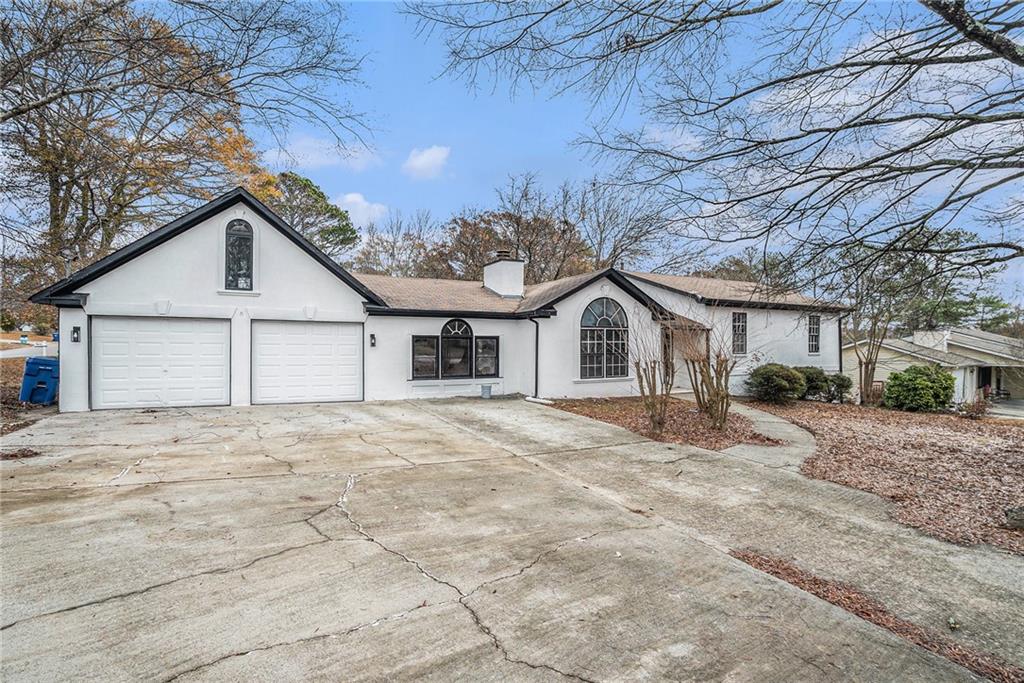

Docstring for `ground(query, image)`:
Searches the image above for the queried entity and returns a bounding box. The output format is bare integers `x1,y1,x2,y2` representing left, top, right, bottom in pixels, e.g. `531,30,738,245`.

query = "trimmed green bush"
794,366,829,400
826,373,853,403
883,365,955,412
746,363,807,403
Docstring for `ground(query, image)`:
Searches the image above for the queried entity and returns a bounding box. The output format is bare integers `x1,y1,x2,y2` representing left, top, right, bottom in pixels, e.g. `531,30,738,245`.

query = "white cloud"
266,134,380,172
401,145,450,180
334,192,388,228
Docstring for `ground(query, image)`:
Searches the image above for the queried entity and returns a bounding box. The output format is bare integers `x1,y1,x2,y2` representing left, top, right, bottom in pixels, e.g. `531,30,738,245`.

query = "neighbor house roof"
844,338,978,367
948,327,1024,362
624,271,847,312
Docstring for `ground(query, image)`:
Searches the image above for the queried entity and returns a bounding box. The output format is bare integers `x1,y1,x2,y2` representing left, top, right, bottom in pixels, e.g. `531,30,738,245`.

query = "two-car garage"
90,316,362,409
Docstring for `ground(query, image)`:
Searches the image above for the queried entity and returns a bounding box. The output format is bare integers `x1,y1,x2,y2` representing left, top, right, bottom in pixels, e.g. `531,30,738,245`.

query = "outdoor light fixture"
71,326,81,342
370,334,377,347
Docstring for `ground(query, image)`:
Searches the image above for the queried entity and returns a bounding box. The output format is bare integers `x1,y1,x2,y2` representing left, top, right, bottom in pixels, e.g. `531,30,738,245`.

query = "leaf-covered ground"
751,401,1024,555
553,397,779,452
1,357,48,436
732,550,1024,683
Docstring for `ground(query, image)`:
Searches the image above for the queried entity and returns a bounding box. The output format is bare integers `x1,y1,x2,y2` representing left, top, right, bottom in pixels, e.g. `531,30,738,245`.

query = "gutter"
838,314,844,374
531,317,540,398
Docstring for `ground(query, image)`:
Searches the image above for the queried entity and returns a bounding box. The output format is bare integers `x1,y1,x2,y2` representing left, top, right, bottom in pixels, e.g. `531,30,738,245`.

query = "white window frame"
808,314,821,355
732,312,747,355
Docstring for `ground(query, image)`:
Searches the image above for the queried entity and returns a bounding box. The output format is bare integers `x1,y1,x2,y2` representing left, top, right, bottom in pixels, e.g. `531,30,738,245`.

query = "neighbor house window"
225,219,253,290
475,336,499,378
732,312,747,355
580,298,628,379
412,336,439,379
808,314,821,354
441,319,473,378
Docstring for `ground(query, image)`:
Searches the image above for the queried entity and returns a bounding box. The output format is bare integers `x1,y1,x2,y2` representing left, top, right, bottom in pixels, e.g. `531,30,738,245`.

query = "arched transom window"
412,319,499,380
580,298,628,379
225,219,253,290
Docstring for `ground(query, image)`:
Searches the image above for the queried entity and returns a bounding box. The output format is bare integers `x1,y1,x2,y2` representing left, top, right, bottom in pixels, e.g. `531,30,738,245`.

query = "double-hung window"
732,312,747,355
411,320,500,380
580,298,629,379
808,314,821,354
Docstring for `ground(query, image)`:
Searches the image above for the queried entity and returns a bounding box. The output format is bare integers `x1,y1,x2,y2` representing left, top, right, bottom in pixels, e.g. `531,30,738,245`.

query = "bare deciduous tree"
349,211,438,277
677,326,737,430
411,1,1024,293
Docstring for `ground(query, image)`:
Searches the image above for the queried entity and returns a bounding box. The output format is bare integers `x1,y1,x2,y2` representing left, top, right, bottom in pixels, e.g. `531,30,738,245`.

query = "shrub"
825,373,853,403
746,363,807,403
794,366,829,400
883,365,956,412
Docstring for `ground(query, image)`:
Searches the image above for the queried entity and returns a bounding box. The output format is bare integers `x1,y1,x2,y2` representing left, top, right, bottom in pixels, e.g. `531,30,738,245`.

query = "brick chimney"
483,249,524,298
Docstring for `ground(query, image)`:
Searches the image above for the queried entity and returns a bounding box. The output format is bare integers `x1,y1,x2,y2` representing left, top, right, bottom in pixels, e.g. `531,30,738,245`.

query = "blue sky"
258,2,638,228
253,2,1020,299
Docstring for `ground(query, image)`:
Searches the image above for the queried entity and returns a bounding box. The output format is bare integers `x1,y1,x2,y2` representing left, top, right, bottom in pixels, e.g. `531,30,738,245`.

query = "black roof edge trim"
364,305,557,320
44,293,89,308
27,187,387,307
482,256,525,267
534,268,673,318
625,272,849,313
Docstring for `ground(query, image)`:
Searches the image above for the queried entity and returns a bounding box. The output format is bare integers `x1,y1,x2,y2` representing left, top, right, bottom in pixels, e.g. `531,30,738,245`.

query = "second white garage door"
251,321,362,404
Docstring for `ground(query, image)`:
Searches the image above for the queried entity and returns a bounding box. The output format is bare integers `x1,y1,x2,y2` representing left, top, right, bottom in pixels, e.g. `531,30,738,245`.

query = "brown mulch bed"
732,550,1024,682
749,401,1024,555
1,447,42,460
553,397,780,451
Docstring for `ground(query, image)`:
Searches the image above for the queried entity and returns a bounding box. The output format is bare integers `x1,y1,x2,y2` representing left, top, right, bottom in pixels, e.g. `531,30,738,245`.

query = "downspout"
838,314,844,374
530,317,540,398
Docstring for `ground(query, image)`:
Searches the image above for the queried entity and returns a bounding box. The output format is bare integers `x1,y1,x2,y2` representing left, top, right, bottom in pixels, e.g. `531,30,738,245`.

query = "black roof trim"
482,256,525,267
48,293,89,308
533,268,672,316
29,187,386,307
365,305,557,320
625,272,849,313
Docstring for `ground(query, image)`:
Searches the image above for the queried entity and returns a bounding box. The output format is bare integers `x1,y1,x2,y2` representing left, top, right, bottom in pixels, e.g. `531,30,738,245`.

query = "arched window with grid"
580,298,628,379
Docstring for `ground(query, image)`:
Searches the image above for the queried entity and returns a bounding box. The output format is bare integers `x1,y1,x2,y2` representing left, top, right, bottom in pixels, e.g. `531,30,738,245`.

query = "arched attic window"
225,219,253,290
580,298,628,379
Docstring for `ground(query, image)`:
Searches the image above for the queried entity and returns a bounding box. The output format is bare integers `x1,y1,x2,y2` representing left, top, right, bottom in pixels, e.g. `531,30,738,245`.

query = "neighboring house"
843,328,1024,403
31,188,844,412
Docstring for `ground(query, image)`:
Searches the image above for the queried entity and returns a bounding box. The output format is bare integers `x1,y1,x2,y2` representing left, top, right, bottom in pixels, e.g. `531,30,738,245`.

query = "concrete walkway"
2,399,1017,680
722,401,816,470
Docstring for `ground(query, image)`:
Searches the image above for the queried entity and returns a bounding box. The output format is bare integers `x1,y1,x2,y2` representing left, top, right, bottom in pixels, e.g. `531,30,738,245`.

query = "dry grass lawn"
0,332,51,343
553,396,780,452
751,401,1024,555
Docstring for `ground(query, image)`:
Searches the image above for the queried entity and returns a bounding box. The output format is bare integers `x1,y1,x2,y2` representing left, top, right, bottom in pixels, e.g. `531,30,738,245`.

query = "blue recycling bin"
52,332,59,342
19,357,59,405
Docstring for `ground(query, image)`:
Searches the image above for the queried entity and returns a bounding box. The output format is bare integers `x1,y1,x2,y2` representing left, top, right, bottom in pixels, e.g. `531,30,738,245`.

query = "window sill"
218,289,261,297
573,376,633,384
409,376,503,382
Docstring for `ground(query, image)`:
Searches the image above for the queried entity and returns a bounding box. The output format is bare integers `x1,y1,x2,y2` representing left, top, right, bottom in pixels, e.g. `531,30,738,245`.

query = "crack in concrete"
357,433,416,466
106,457,145,485
0,539,333,632
162,601,438,682
337,473,600,683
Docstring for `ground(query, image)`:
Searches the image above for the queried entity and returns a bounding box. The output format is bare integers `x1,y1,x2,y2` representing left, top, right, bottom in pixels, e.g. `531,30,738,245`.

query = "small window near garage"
412,336,439,379
808,314,821,354
441,319,473,378
475,336,499,378
225,219,253,290
732,312,747,355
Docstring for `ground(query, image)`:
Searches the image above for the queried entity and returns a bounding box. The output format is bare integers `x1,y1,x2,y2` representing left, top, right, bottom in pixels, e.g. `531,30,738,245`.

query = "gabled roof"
624,271,847,312
355,267,706,326
843,338,978,367
948,327,1024,362
30,187,386,307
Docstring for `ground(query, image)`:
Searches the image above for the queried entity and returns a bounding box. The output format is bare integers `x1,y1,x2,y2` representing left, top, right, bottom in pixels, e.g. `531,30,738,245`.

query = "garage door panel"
91,317,230,409
251,321,362,404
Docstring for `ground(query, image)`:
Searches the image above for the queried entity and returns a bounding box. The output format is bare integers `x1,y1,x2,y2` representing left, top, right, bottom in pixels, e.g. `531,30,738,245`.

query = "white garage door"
91,317,230,409
251,321,362,404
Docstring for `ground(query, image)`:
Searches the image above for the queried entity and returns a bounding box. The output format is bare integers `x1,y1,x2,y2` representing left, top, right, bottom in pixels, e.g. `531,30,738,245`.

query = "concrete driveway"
1,398,1016,681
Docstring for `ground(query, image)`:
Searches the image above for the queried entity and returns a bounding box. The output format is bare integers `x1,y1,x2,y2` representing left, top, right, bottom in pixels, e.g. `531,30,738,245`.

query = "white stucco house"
31,188,844,412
